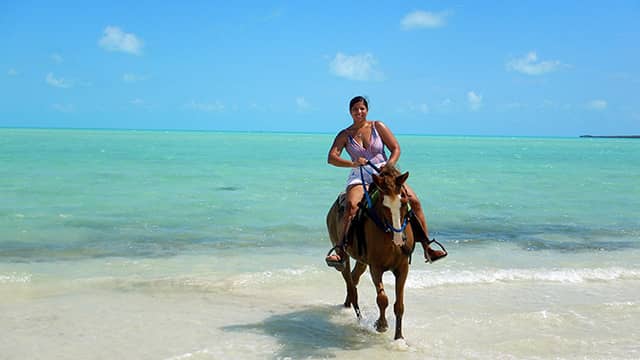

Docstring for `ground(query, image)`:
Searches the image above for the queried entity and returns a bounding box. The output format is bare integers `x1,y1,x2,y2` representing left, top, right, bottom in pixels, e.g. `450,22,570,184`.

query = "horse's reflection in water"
326,164,416,340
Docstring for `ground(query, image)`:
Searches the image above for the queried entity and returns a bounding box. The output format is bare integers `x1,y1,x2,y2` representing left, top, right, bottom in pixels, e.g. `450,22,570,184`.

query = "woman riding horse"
327,163,418,339
325,96,446,269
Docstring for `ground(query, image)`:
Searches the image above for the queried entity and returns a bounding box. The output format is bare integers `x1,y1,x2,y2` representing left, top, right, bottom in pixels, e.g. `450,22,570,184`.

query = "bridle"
359,161,413,235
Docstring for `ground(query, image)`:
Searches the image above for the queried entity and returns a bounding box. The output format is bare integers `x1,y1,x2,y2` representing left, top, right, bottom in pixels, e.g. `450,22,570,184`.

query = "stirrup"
325,244,346,271
424,238,448,264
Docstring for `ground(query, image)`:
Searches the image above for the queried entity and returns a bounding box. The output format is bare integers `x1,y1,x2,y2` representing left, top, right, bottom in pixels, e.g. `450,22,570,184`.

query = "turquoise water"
2,129,638,260
1,128,639,359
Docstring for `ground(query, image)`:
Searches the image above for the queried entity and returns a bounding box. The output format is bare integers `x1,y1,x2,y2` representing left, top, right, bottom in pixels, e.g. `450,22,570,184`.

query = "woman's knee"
345,186,363,216
345,200,359,217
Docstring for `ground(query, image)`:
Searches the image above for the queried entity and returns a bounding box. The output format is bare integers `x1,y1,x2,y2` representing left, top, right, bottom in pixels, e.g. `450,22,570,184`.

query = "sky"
1,0,639,136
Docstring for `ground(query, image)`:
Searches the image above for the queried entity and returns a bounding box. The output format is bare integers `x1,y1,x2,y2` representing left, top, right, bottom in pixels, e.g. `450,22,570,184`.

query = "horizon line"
0,125,630,139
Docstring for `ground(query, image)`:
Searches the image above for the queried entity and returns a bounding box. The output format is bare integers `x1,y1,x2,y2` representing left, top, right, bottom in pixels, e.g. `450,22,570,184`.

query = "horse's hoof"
374,320,388,333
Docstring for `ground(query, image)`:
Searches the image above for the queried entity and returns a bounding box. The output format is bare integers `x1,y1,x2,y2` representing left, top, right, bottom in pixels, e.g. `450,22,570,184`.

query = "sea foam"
0,272,32,283
405,267,640,288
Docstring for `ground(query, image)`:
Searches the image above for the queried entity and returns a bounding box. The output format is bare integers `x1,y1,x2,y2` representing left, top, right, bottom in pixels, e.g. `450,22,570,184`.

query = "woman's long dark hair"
349,96,369,110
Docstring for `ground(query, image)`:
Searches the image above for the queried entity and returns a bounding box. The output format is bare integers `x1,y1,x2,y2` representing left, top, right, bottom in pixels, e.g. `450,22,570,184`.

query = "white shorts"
346,162,386,188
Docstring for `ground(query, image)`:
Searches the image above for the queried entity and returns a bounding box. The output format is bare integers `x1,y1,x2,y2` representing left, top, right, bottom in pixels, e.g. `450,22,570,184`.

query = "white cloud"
52,103,74,112
123,73,147,83
51,53,64,63
401,10,449,30
99,26,143,55
507,51,562,75
468,91,482,111
8,68,18,76
296,96,311,111
185,100,225,112
426,98,454,113
440,98,453,107
587,99,607,110
329,52,383,81
401,102,429,114
46,73,72,88
415,103,429,113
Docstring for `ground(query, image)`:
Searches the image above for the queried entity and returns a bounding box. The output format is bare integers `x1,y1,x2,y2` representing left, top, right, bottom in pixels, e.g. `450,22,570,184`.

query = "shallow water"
1,129,639,359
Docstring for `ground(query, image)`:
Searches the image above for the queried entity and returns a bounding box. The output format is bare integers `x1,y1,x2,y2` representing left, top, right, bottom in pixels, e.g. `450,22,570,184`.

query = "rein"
359,162,412,234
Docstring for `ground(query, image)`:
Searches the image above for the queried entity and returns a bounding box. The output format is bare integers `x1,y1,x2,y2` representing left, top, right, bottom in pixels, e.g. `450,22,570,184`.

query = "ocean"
1,128,639,359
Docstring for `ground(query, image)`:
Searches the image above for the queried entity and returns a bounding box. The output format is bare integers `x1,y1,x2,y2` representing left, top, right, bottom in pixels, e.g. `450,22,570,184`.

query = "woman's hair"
349,96,369,110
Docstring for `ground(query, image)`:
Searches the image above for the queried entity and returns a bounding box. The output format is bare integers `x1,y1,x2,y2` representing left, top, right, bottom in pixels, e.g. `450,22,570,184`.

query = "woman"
325,96,447,269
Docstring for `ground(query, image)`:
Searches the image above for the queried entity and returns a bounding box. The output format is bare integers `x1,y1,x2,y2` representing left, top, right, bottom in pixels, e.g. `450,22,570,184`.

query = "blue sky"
1,0,639,136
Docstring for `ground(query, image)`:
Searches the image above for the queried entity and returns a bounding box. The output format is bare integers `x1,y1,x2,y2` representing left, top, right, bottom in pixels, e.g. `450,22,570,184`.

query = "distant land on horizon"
580,135,640,139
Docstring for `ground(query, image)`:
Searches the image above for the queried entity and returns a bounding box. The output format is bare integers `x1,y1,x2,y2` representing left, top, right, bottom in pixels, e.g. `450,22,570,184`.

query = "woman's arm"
374,121,401,166
327,130,358,168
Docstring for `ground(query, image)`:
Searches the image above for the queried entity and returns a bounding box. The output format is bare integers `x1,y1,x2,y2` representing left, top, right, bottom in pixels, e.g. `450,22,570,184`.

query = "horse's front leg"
370,267,388,332
393,263,409,340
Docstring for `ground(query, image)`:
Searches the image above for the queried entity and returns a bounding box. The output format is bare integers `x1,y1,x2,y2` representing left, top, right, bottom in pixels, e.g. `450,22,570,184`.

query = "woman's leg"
403,184,447,262
341,184,364,245
327,184,364,266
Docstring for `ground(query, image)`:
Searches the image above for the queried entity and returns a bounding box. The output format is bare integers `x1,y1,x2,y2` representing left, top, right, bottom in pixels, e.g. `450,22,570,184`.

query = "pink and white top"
344,121,388,165
344,122,388,187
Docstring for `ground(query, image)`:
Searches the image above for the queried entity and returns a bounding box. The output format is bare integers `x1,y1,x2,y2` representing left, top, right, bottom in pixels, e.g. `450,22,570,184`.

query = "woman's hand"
353,157,368,167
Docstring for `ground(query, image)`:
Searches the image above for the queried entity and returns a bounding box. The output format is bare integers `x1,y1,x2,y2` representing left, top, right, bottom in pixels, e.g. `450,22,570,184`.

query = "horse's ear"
396,172,409,186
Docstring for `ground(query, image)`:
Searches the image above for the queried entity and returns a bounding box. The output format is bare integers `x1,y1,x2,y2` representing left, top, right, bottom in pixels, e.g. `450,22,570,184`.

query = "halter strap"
358,164,412,234
359,165,375,208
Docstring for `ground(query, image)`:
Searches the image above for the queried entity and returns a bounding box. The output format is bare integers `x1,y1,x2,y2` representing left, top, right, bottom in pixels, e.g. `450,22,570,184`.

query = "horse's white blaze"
383,194,403,244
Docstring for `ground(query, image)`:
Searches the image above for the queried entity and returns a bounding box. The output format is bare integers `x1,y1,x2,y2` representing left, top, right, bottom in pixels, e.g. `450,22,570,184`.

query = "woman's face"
350,101,368,122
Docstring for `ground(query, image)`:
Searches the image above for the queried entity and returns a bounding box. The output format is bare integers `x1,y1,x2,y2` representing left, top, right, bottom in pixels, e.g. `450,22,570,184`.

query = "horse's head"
371,165,410,242
372,165,408,197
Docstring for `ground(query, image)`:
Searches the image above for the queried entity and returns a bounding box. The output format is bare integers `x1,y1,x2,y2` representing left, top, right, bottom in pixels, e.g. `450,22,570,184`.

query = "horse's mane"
379,164,401,177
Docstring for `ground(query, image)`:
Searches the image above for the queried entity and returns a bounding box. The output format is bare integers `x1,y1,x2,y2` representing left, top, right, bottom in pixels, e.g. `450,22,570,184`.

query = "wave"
0,272,32,283
73,267,324,293
70,266,640,295
405,267,640,288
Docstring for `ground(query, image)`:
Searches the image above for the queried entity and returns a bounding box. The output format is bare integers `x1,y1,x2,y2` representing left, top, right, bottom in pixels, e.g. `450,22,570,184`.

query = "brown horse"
326,165,415,340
